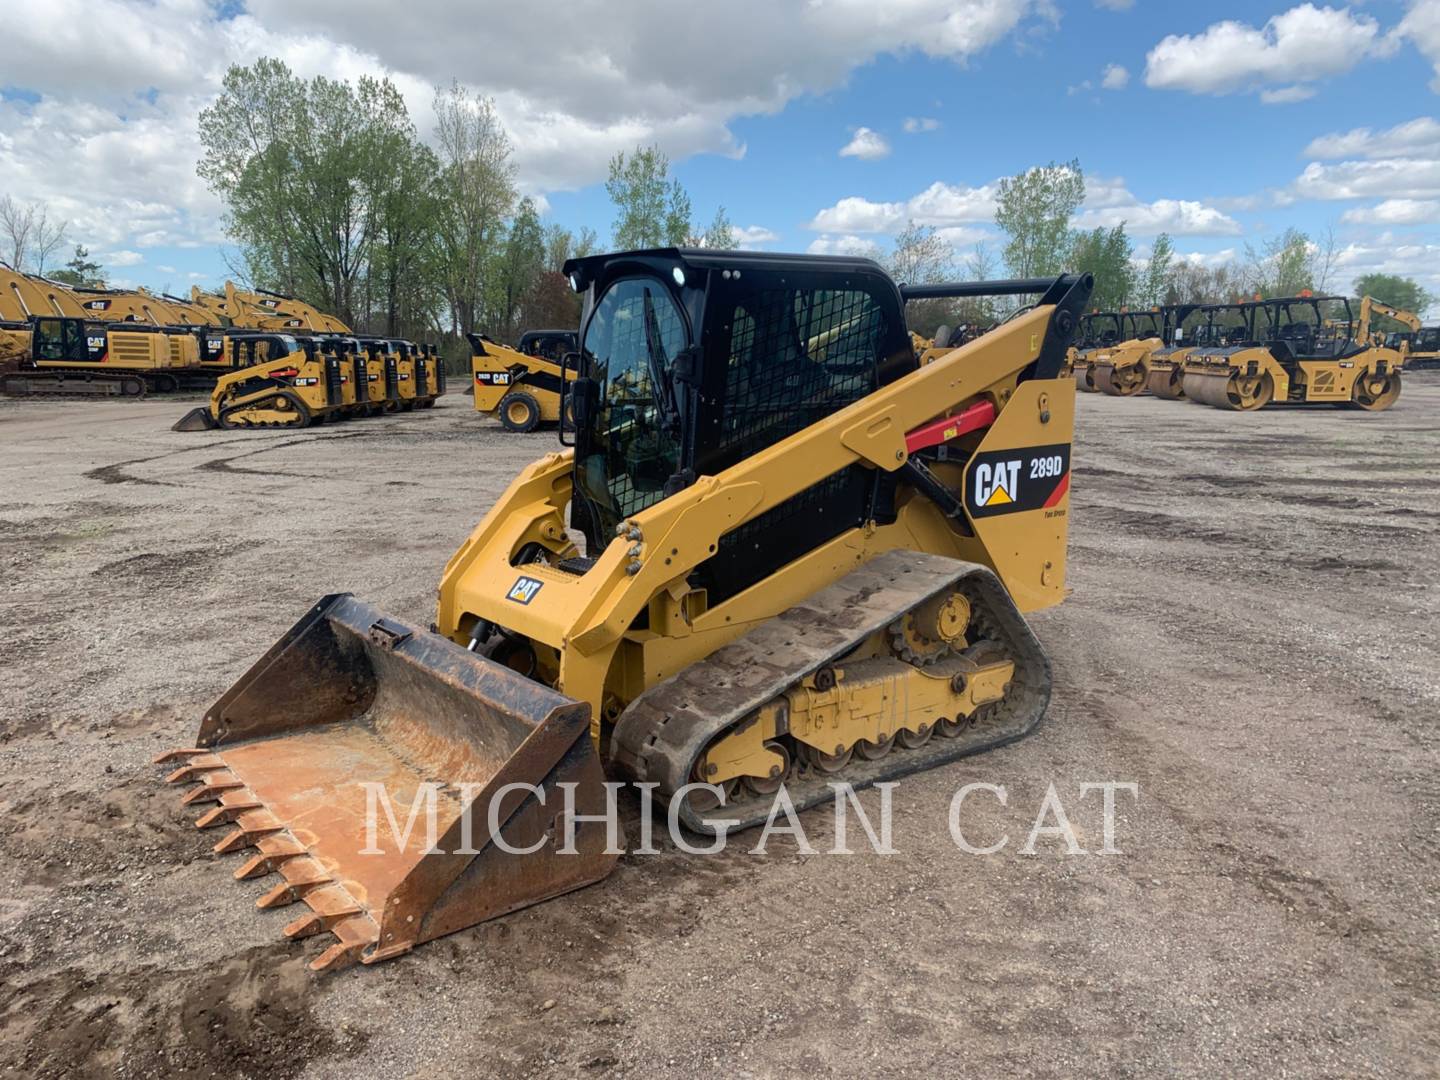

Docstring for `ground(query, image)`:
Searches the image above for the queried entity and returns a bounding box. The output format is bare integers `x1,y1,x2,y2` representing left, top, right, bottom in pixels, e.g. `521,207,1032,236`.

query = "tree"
1069,225,1134,310
491,197,545,339
886,221,956,335
197,58,429,327
433,82,516,335
1352,273,1431,320
0,196,67,274
49,245,105,288
1245,228,1313,298
606,145,692,249
703,206,737,249
1139,233,1174,307
994,159,1085,277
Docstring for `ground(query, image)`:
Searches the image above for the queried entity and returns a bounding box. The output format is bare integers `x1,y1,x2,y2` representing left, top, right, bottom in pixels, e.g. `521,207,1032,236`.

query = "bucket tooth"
212,808,284,853
310,915,378,973
164,755,227,783
154,747,211,766
234,835,308,880
256,858,332,908
194,799,262,829
180,772,245,805
283,884,361,939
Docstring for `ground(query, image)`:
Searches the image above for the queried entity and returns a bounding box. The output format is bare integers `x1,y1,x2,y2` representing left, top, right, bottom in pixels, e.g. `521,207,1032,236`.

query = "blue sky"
3,1,1438,309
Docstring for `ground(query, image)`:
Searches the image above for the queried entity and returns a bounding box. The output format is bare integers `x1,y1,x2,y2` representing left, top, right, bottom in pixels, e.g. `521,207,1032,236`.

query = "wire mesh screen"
715,287,884,462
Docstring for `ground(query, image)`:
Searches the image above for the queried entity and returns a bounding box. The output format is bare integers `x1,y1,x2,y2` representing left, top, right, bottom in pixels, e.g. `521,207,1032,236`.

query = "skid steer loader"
1183,293,1407,411
157,249,1091,971
469,329,579,430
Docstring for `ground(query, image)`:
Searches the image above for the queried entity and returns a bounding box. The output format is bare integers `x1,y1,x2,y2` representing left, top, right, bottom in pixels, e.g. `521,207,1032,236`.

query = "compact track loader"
157,249,1091,971
173,334,345,429
1183,294,1406,411
468,330,578,431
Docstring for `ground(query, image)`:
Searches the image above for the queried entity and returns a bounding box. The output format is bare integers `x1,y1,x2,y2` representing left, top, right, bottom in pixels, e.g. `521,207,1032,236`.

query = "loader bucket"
156,595,617,971
172,406,218,431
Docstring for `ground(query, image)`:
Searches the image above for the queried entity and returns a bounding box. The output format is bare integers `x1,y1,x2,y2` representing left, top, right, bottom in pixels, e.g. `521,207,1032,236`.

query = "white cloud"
1174,248,1241,269
102,250,144,267
1095,0,1134,9
0,0,1052,255
808,181,996,233
730,224,779,248
1400,0,1440,92
839,127,891,160
1259,84,1315,104
1293,158,1440,200
1339,198,1440,225
903,116,941,133
1075,175,1242,235
1144,4,1392,97
1101,63,1130,90
806,234,884,258
1331,236,1440,311
1303,117,1440,160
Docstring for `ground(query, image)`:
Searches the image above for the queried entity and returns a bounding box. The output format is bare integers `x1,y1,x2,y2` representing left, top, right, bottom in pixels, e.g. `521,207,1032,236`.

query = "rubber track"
609,549,1053,835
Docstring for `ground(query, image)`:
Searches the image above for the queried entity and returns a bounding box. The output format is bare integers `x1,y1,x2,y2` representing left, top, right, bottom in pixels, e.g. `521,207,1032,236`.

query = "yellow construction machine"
172,333,347,429
189,282,354,334
1086,307,1190,397
1388,326,1440,369
1145,303,1254,400
156,249,1092,971
1183,293,1407,411
1066,312,1119,390
469,329,578,430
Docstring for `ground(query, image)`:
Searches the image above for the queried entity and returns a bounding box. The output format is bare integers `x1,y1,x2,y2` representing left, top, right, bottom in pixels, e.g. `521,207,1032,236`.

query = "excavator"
1182,293,1408,411
469,329,578,431
1083,306,1191,397
1145,303,1255,400
156,248,1092,972
190,282,354,334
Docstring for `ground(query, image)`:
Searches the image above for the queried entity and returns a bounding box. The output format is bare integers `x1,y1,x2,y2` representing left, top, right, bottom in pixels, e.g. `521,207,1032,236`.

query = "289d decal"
965,443,1071,518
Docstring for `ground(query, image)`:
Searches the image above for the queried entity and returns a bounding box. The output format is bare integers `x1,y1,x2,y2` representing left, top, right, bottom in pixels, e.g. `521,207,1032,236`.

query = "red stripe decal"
1042,472,1070,508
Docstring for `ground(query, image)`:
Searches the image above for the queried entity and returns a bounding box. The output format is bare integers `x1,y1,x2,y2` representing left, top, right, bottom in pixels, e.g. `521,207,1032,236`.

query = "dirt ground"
1,379,1437,1079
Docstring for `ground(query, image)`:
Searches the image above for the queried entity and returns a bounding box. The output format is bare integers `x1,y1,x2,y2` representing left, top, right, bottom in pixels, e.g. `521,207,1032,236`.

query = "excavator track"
609,550,1052,835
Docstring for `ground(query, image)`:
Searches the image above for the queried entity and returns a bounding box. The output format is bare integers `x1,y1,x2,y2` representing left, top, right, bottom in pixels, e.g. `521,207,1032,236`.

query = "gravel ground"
0,380,1436,1078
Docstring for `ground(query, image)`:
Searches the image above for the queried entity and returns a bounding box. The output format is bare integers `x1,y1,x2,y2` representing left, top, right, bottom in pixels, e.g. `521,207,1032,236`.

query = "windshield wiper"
641,289,679,428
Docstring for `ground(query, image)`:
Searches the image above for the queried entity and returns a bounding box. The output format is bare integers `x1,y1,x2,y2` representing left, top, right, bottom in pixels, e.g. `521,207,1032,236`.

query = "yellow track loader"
1183,293,1407,411
172,334,346,429
468,329,578,431
1388,326,1440,369
157,250,1092,971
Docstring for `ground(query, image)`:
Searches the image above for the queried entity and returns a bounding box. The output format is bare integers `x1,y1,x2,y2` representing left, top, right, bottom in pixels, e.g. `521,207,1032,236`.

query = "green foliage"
704,206,738,249
49,245,105,288
1069,225,1134,309
1139,233,1174,307
606,145,692,248
1352,273,1431,320
994,159,1085,277
1245,228,1314,298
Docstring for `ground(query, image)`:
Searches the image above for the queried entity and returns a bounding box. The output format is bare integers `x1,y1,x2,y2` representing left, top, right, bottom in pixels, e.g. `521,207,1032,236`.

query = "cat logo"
506,575,544,605
973,459,1020,507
